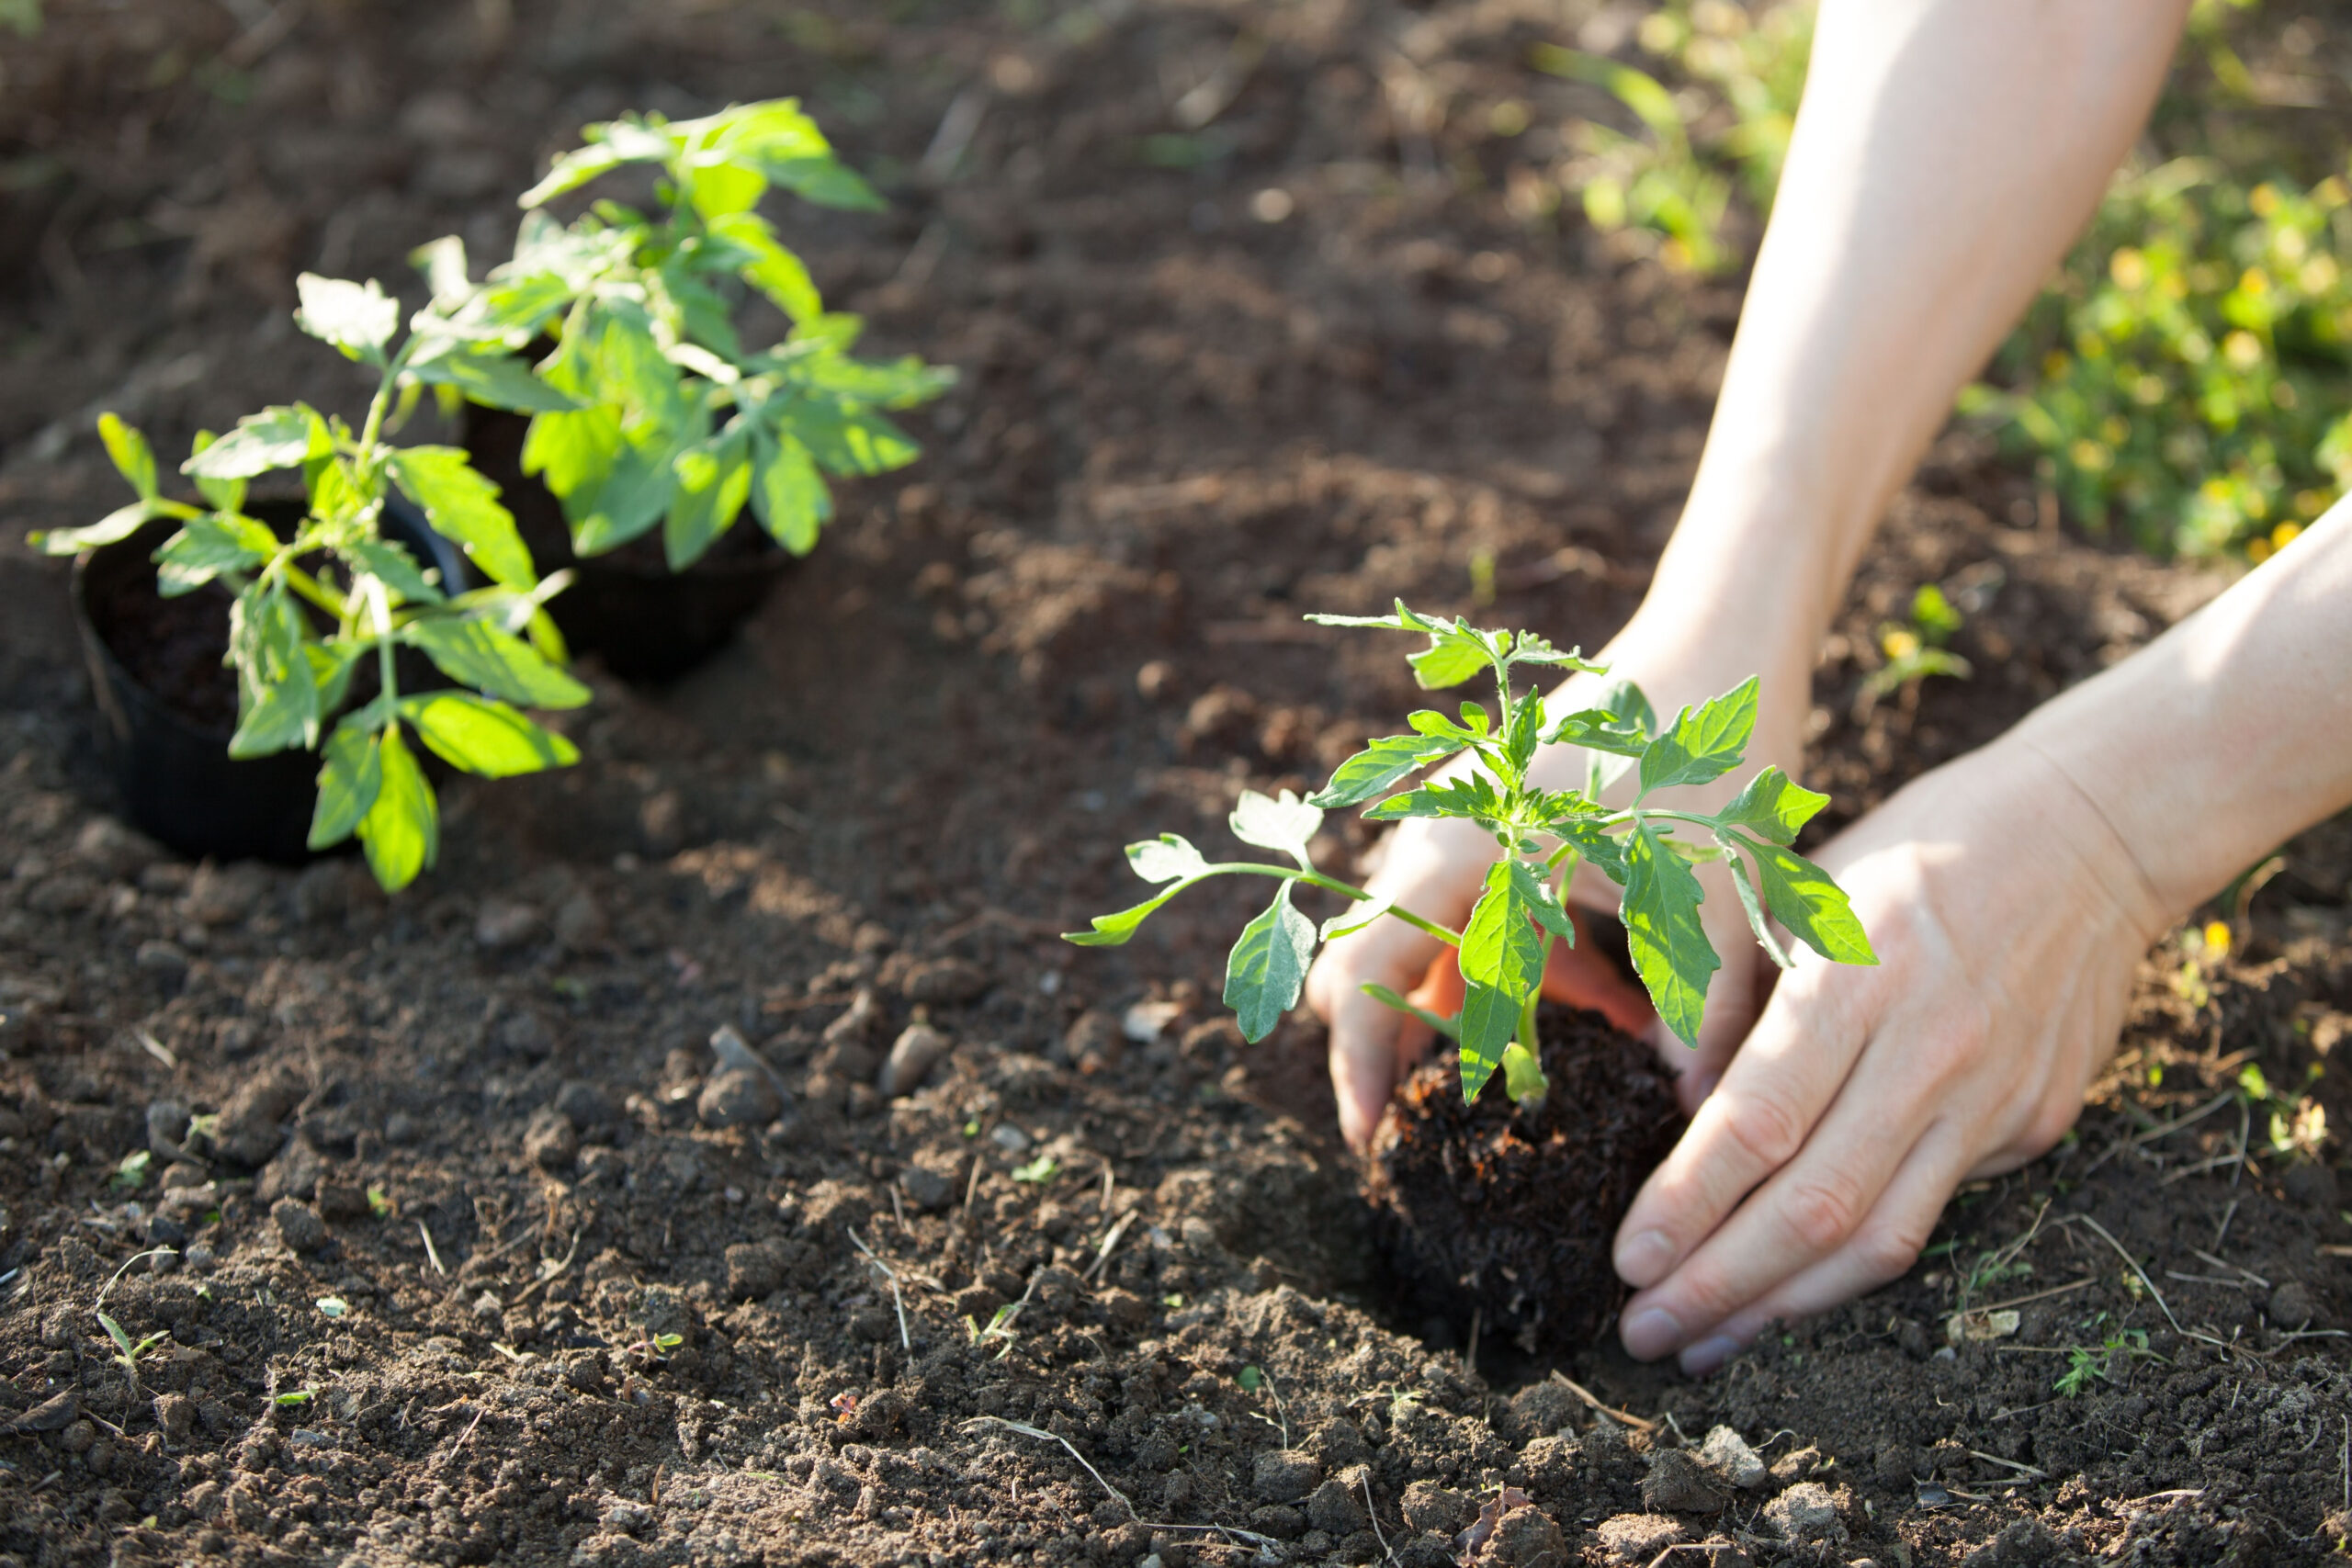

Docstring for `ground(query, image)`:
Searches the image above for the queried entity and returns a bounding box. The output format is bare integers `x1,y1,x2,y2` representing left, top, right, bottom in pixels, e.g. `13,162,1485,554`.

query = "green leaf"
663,426,755,570
786,397,920,476
1127,834,1210,884
1747,840,1878,966
1718,838,1793,971
228,650,320,759
1504,686,1547,773
31,501,164,556
1459,860,1545,1006
1544,706,1651,757
1507,858,1577,941
96,1312,135,1360
400,693,581,777
188,432,247,514
1229,788,1323,870
765,156,885,211
386,447,536,590
687,158,767,221
1407,637,1491,690
294,274,399,363
1507,631,1602,672
403,346,585,413
1715,764,1827,846
411,234,471,308
1359,981,1459,1042
747,428,832,554
1223,880,1316,1043
1320,896,1394,942
344,538,445,606
707,211,823,323
523,403,624,505
1549,814,1628,884
1309,733,1462,809
309,724,382,850
1639,675,1759,795
1455,981,1521,1100
182,405,325,480
97,412,157,500
1622,824,1719,1047
1062,887,1191,947
357,726,437,892
401,617,591,708
1362,774,1502,824
154,516,273,595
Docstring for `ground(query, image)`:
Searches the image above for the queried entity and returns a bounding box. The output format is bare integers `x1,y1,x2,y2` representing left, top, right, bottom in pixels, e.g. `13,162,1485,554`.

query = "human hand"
1611,735,2171,1373
1304,615,1814,1150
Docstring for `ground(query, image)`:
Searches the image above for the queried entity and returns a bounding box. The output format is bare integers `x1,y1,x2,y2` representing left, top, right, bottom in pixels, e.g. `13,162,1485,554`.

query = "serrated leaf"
1718,837,1793,971
411,234,471,308
1455,981,1521,1100
1507,858,1576,941
1230,788,1323,870
1622,824,1719,1047
707,211,823,323
1715,764,1827,846
1223,880,1317,1043
1062,886,1190,947
182,406,324,480
1362,774,1501,824
1303,600,1442,635
1459,861,1545,1009
786,397,920,476
1408,636,1491,690
400,693,581,777
154,517,272,595
1639,675,1758,795
1504,686,1547,772
31,501,164,556
403,346,584,413
386,447,535,590
518,142,631,208
1309,732,1461,809
765,155,884,211
344,538,444,607
1747,839,1877,965
357,726,436,892
1320,896,1394,942
1127,834,1210,884
228,644,320,758
1408,706,1488,739
747,427,832,554
1549,814,1628,884
97,412,157,500
309,723,382,850
1507,632,1601,671
401,617,590,708
187,431,247,514
295,274,399,362
663,425,754,570
1544,705,1651,757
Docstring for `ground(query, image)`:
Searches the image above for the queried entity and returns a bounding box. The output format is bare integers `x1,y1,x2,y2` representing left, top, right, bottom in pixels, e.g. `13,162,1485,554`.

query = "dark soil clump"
1366,1004,1684,1357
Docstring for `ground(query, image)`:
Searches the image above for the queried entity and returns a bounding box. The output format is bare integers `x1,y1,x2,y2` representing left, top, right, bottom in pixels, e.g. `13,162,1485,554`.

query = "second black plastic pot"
71,495,472,866
463,408,792,683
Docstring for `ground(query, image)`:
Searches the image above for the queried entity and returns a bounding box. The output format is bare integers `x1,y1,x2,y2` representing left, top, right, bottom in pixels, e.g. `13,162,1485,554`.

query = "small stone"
383,1112,419,1146
61,1418,98,1454
821,988,879,1048
270,1197,327,1254
1762,1481,1840,1543
1698,1424,1769,1489
1057,1010,1124,1075
1306,1477,1366,1536
2267,1279,2326,1329
523,1107,578,1170
724,1242,784,1300
1642,1448,1730,1514
899,1165,955,1212
7,1391,77,1434
1254,1450,1321,1503
474,897,542,951
902,958,988,1006
146,1099,192,1156
1594,1513,1684,1565
135,941,190,983
878,1024,950,1097
554,1079,619,1136
493,1010,554,1060
161,1161,208,1192
183,1243,216,1273
698,1067,783,1128
146,1213,188,1248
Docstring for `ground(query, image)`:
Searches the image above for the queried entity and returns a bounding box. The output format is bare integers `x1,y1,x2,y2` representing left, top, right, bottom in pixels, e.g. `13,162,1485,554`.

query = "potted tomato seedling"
1067,602,1877,1349
34,275,590,890
433,97,956,681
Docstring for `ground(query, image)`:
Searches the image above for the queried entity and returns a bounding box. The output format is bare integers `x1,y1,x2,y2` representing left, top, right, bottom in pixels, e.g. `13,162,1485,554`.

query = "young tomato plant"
1066,603,1877,1105
33,274,591,893
435,98,954,570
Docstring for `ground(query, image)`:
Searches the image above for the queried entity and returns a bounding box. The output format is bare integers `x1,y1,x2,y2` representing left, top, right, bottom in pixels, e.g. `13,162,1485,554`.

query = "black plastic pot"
463,407,793,683
70,495,470,866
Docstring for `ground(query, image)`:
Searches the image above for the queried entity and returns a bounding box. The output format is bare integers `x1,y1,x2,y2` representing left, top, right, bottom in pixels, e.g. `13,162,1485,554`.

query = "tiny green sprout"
366,1184,393,1218
1065,602,1878,1107
96,1311,168,1394
1238,1365,1263,1393
274,1389,315,1407
30,274,593,895
110,1149,153,1194
1011,1155,1060,1185
2054,1322,2151,1398
1864,583,1973,700
452,99,956,570
968,1303,1021,1360
316,1296,349,1318
653,1333,684,1353
961,1117,981,1139
1163,1293,1185,1309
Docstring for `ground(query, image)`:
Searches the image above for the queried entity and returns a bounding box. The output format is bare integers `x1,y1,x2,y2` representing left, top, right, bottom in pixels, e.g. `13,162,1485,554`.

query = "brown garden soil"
3,3,2352,1565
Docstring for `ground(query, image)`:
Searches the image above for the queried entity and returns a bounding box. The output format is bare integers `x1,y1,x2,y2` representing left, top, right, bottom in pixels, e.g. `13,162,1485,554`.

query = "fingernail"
1615,1228,1675,1287
1679,1335,1742,1377
1620,1306,1681,1360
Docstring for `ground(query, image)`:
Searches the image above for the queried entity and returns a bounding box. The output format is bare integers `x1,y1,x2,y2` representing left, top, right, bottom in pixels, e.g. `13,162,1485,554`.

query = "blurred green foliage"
1539,0,2344,559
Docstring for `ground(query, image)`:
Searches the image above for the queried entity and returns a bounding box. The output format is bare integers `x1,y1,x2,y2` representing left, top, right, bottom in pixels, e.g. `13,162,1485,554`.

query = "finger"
1407,947,1464,1019
1656,942,1779,1116
1617,1067,1942,1362
1611,964,1878,1294
1667,1125,1972,1375
1309,917,1447,1152
1541,908,1655,1036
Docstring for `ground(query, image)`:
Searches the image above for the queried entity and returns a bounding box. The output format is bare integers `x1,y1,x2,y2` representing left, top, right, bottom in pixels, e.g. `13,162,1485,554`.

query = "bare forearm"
1648,0,2191,643
2011,508,2352,925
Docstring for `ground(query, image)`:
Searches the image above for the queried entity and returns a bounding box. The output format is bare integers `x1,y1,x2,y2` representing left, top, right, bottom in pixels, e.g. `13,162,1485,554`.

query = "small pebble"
270,1198,327,1255
698,1067,782,1129
878,1023,949,1097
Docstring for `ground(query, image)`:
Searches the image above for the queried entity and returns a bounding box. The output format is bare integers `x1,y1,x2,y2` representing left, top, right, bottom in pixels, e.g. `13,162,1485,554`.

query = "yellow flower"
2203,919,2232,958
1880,628,1920,662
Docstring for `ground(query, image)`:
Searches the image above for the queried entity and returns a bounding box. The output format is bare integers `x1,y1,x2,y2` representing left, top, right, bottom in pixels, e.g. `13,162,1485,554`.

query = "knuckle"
1850,1213,1934,1282
1779,1176,1866,1255
1712,1089,1807,1173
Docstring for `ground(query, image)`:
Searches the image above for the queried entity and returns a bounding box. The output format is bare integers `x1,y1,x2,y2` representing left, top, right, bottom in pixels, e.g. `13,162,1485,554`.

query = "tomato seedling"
1066,602,1877,1105
33,275,592,892
429,98,954,570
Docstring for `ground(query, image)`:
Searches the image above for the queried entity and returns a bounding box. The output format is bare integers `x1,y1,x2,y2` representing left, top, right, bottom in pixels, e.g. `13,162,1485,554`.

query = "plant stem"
368,578,399,723
1206,863,1463,947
